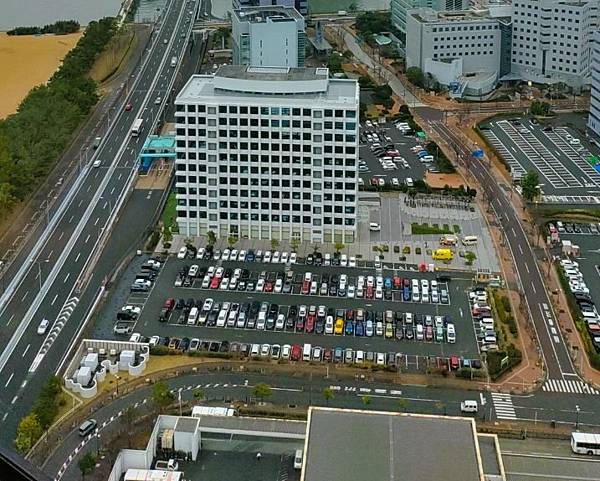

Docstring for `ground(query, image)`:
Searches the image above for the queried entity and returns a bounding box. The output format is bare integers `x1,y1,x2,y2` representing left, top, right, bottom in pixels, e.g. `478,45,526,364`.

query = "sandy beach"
0,32,82,119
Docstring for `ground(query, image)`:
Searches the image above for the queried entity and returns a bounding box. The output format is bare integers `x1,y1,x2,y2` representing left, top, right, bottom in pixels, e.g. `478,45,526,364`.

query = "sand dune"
0,32,81,119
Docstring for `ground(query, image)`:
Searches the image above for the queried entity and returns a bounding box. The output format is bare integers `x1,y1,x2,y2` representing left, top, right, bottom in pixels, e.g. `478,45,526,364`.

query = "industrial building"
174,65,359,244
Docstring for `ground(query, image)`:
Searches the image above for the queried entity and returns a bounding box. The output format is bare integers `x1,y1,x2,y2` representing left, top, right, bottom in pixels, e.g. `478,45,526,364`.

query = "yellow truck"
433,248,453,261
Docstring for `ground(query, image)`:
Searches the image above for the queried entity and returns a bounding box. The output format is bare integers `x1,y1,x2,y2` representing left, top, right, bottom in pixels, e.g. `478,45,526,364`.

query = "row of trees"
0,17,117,219
7,20,80,36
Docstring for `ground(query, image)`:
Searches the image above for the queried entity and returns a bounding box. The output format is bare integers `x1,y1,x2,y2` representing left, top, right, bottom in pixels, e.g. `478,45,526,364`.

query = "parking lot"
94,253,481,367
358,120,428,187
480,117,600,204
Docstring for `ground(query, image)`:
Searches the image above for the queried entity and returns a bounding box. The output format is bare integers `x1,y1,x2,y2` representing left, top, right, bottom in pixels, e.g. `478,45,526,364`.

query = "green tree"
465,251,477,265
270,238,280,250
290,237,300,253
362,395,372,406
334,242,345,253
328,53,343,74
406,66,425,88
152,381,175,412
193,388,205,401
206,230,217,247
521,171,540,202
78,452,96,480
253,383,272,403
358,75,375,89
530,100,551,116
323,388,334,406
227,235,238,248
14,414,43,454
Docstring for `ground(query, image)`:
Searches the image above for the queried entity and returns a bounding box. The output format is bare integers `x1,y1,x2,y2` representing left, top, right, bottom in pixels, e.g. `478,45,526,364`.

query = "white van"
462,235,478,246
460,400,478,413
187,307,199,325
303,343,312,361
355,350,364,363
416,324,424,340
405,177,414,187
446,323,456,343
294,449,303,470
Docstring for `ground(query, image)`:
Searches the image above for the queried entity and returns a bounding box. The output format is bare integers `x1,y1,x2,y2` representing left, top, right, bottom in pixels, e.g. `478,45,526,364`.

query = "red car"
125,102,132,111
210,277,220,289
301,280,310,295
295,316,305,331
305,315,315,333
370,177,379,186
291,344,302,361
393,276,402,289
450,356,460,370
366,286,374,299
264,281,274,293
323,348,332,363
164,298,175,310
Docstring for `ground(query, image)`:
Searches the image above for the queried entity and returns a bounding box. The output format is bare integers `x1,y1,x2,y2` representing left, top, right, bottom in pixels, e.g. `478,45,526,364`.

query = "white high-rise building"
174,65,359,244
511,0,598,89
232,6,306,68
588,30,600,135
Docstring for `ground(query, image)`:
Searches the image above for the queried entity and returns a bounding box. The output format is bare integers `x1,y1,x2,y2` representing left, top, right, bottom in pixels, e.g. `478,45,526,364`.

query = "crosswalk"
491,392,517,420
542,379,599,394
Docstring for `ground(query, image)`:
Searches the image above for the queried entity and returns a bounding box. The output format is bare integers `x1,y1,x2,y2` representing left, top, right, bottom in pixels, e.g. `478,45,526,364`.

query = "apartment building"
588,30,600,135
511,0,598,89
406,8,505,96
391,0,468,34
232,6,306,68
174,65,360,244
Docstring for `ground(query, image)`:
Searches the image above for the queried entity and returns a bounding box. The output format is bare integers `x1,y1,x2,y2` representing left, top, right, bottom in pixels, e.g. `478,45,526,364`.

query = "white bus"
191,406,237,417
571,432,600,455
131,118,143,136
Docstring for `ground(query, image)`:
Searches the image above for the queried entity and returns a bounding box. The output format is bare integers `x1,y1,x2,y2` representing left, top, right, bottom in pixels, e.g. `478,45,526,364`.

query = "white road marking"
531,282,537,293
518,244,524,255
22,344,30,357
75,252,81,263
68,215,74,223
4,373,13,387
11,396,17,404
58,231,64,240
51,294,58,306
85,234,90,243
64,272,70,283
525,263,530,273
94,217,99,226
21,291,28,302
6,314,14,326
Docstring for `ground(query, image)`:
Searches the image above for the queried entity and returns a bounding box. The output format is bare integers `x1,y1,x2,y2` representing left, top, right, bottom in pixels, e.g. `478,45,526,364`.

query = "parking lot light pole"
575,405,580,429
34,259,50,291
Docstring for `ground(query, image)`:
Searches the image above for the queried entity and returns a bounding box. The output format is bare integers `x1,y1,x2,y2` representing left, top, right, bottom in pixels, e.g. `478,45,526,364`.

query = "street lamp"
33,259,50,291
115,374,121,395
575,405,581,429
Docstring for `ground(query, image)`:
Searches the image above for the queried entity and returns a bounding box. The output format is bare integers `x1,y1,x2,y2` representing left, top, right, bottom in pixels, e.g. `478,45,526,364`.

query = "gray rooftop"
196,415,307,438
217,65,327,82
303,408,484,481
234,5,304,23
175,417,199,433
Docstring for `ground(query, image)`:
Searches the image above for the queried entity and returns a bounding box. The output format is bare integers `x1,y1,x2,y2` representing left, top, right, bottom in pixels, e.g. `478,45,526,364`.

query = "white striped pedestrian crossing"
542,379,599,394
491,392,517,420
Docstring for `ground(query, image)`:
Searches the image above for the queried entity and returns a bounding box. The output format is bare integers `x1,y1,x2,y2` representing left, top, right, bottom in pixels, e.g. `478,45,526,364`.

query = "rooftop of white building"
176,66,359,106
233,5,304,23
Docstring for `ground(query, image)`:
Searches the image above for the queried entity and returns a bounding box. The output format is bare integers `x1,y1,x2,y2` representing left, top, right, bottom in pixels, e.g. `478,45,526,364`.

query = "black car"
286,315,296,330
282,281,292,293
436,274,451,283
266,316,275,330
395,321,404,340
209,342,220,352
405,326,414,340
269,303,279,316
207,311,218,326
314,253,323,266
306,253,314,265
315,318,325,334
332,253,340,266
179,337,190,351
186,298,195,309
329,285,337,296
384,290,393,300
117,311,135,321
199,341,210,351
176,298,186,309
219,341,230,353
241,302,250,314
241,269,251,280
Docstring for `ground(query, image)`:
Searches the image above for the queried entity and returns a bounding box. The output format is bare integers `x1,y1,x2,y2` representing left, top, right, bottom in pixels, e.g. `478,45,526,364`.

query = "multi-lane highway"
427,118,580,386
0,0,199,444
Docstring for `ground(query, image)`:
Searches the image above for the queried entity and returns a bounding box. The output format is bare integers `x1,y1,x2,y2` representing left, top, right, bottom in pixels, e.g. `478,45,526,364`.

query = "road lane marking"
94,217,99,226
51,294,58,306
11,396,17,404
58,231,64,240
75,252,81,263
21,291,28,302
525,263,530,273
68,215,74,223
85,234,90,243
64,272,70,283
22,344,30,357
4,373,13,387
511,227,516,237
110,187,115,195
518,244,524,255
531,282,537,293
6,314,14,326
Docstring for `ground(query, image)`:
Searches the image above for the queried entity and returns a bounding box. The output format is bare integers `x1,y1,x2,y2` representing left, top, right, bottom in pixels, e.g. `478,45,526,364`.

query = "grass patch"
89,25,136,84
161,191,179,235
309,0,358,14
492,290,518,338
411,223,453,235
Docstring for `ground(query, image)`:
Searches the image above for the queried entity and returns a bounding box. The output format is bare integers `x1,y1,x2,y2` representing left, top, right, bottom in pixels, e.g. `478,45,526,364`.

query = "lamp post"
575,405,581,429
34,259,50,291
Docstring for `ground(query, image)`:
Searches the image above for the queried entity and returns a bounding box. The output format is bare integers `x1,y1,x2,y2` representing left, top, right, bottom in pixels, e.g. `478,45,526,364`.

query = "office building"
406,8,507,96
233,6,306,68
391,0,469,34
511,0,598,89
233,0,308,16
588,30,600,135
174,65,359,244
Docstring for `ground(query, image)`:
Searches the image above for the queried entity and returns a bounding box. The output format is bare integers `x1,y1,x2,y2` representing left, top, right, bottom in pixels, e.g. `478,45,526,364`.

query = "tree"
152,381,175,412
252,383,272,404
193,388,205,401
397,398,408,412
465,251,477,265
14,414,43,454
227,235,238,248
290,237,300,253
362,395,371,406
406,66,425,88
120,406,136,447
334,242,345,253
530,100,551,116
270,238,280,250
206,230,217,247
521,171,540,202
328,53,343,74
323,388,334,406
78,452,96,480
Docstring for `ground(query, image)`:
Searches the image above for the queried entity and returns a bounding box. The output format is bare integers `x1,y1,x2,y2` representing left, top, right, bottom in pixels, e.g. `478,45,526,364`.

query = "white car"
272,251,280,263
155,96,162,105
290,252,297,264
341,254,348,267
196,247,205,259
275,314,285,330
349,256,356,268
347,286,356,298
391,178,400,186
202,299,214,311
149,335,160,347
177,247,187,259
281,251,289,264
92,159,101,168
281,344,292,359
122,305,142,316
37,318,50,335
221,249,231,261
256,279,265,292
129,333,141,343
230,249,238,261
369,222,381,231
274,278,283,293
219,278,230,290
325,316,334,334
238,250,246,261
263,251,272,263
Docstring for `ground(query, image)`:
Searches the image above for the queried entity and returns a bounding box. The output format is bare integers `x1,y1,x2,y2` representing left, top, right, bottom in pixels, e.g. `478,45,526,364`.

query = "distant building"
588,30,600,135
174,65,359,243
510,0,598,89
233,0,308,16
232,6,306,68
391,0,469,34
406,7,510,97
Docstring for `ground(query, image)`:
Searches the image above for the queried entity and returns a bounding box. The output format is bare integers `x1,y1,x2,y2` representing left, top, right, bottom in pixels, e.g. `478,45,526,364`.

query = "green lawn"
161,192,179,234
410,223,453,235
309,0,357,14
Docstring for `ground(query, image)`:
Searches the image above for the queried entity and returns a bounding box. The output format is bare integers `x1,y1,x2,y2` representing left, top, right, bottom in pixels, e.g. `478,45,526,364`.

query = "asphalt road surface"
0,0,200,445
425,116,578,383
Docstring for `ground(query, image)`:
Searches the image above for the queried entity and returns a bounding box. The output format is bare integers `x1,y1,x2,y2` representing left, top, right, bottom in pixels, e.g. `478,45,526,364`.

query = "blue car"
355,321,364,337
403,286,411,301
246,250,255,262
345,320,354,336
384,277,392,289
